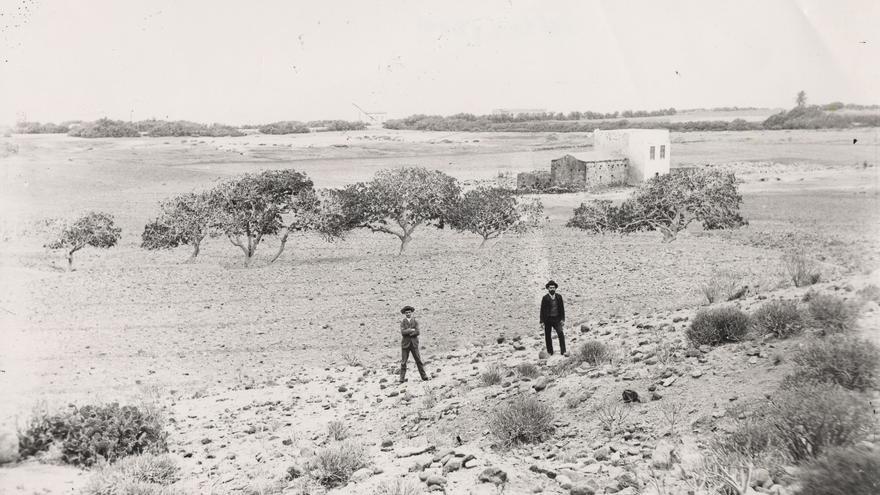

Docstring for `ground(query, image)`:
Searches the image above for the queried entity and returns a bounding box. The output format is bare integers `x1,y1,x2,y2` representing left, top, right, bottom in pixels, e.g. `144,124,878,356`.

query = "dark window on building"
660,145,666,159
650,146,656,160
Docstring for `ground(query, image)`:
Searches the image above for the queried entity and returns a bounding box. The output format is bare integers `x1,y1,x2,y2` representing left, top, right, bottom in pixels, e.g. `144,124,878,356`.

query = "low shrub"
713,411,785,461
807,293,860,334
750,300,805,338
308,440,369,488
84,453,180,495
514,362,540,379
795,446,880,495
686,306,750,346
789,335,879,391
783,252,821,287
479,364,504,386
490,396,555,447
18,403,167,466
571,340,609,367
702,271,741,303
327,420,349,441
374,478,424,495
764,382,872,461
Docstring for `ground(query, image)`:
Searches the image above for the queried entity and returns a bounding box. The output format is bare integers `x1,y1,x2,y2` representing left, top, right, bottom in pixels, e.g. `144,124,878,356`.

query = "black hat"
545,280,558,289
401,305,415,314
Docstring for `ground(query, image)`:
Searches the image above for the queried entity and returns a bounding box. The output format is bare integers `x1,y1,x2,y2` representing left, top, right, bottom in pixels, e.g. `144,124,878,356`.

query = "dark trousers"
544,319,566,355
401,345,428,381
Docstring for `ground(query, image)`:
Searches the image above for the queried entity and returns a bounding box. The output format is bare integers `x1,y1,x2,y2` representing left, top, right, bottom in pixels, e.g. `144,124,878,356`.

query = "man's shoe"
421,376,429,382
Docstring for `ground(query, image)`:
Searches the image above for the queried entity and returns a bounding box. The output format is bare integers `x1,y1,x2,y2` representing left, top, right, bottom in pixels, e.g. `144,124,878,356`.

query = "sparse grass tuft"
490,395,555,447
594,398,632,432
701,271,741,303
750,299,805,338
374,478,425,495
807,293,860,335
686,306,750,346
783,251,821,287
570,340,609,367
308,440,369,488
514,362,540,379
83,453,181,495
788,335,879,391
796,446,880,495
479,364,504,386
327,420,349,441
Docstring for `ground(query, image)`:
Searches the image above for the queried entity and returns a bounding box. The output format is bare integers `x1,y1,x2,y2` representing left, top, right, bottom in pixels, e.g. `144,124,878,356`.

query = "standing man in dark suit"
540,280,567,356
399,305,429,383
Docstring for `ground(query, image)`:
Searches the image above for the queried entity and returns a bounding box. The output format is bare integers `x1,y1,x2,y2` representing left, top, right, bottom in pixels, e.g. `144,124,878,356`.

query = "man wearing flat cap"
399,305,429,383
539,280,567,356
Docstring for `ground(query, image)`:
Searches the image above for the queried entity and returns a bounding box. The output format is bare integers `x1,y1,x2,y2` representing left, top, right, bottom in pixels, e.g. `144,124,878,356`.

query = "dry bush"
702,271,741,303
514,362,540,379
326,421,349,441
421,385,438,410
490,395,555,447
787,335,879,391
783,252,821,287
795,446,880,495
571,340,609,367
659,399,687,435
374,478,424,495
308,440,369,488
84,453,181,495
479,364,504,386
340,351,362,367
764,382,872,462
750,299,805,339
686,306,750,346
594,398,631,432
807,293,860,335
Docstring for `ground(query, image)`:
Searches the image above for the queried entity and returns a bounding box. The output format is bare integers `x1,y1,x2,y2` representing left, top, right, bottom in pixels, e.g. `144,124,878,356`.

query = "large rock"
0,429,20,465
478,466,508,485
570,480,599,495
350,467,372,483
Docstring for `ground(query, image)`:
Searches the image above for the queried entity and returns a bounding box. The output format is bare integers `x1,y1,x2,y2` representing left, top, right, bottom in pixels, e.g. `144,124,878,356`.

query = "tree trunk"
67,251,74,271
186,240,202,263
269,229,290,264
398,234,412,255
478,236,489,249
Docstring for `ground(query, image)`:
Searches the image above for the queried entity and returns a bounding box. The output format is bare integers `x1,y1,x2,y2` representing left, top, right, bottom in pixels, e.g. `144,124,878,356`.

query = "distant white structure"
517,128,671,190
594,129,671,184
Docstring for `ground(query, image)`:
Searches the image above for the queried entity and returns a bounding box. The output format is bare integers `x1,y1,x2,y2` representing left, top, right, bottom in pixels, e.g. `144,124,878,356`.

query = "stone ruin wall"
551,156,628,189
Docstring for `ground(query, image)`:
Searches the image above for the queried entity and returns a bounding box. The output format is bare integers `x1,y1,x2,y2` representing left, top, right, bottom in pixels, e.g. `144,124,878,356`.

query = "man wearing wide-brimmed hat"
539,280,567,356
399,305,429,383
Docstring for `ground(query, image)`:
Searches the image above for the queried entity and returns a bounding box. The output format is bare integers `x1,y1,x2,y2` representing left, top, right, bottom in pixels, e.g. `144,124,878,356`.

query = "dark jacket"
540,293,565,323
400,317,420,349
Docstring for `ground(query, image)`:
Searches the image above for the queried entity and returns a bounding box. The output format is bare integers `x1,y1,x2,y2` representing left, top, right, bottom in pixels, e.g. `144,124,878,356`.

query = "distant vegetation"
67,118,140,138
258,121,310,134
13,121,77,134
385,93,880,132
137,120,244,137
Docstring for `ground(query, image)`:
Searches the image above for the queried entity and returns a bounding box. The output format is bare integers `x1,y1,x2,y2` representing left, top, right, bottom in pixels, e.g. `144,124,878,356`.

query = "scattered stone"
651,391,662,401
538,350,550,360
444,457,463,473
570,480,599,495
397,444,436,458
557,474,573,489
425,475,447,486
593,446,610,461
497,335,506,344
580,324,591,333
661,376,677,387
529,464,556,478
685,348,701,358
651,440,675,469
749,356,759,364
751,467,772,488
350,467,372,483
478,467,508,485
0,428,20,464
622,390,639,403
690,369,703,378
533,377,550,391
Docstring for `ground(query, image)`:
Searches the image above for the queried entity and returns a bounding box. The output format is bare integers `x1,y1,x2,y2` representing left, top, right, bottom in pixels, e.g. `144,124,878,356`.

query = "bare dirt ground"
0,128,878,494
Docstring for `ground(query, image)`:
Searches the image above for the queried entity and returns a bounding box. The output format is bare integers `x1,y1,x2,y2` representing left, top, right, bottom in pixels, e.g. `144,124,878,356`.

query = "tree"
566,170,746,242
338,167,460,254
268,188,350,263
212,169,316,264
46,212,122,270
796,90,807,108
141,191,219,261
448,187,544,248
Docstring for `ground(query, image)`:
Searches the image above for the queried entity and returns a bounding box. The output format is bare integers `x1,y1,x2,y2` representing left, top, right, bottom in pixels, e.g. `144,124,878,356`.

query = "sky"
0,0,878,125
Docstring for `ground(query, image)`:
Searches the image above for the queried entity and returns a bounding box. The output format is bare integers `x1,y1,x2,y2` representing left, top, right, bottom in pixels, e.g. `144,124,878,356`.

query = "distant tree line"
12,118,367,138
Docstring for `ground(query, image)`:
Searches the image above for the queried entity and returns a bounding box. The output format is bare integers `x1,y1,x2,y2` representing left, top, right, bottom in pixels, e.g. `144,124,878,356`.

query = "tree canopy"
141,191,219,261
46,211,122,270
338,167,461,254
448,187,544,247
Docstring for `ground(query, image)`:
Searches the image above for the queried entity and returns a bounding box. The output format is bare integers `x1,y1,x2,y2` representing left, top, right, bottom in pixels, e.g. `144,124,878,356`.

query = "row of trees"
46,168,747,269
138,167,545,264
13,119,367,137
